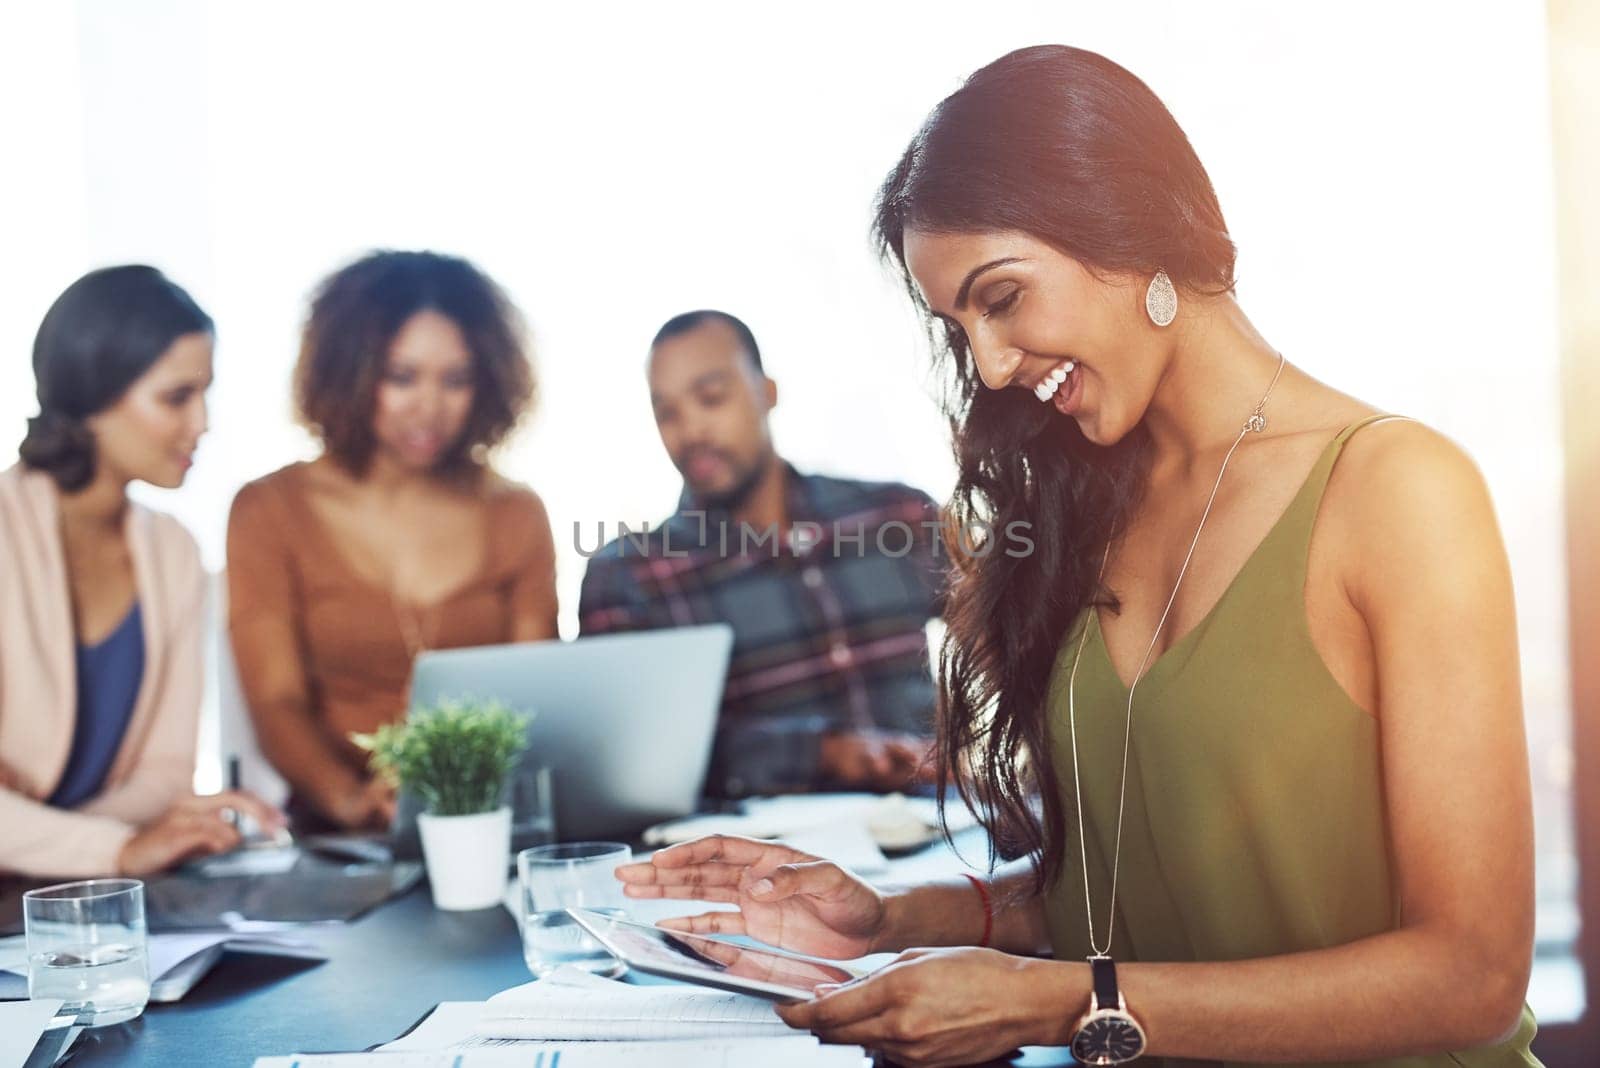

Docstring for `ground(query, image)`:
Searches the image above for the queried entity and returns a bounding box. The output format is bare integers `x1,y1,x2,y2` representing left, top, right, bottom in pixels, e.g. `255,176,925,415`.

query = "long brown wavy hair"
872,45,1238,885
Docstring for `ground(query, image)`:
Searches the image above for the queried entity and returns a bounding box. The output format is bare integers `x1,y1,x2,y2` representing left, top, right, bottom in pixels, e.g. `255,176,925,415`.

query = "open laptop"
393,624,734,848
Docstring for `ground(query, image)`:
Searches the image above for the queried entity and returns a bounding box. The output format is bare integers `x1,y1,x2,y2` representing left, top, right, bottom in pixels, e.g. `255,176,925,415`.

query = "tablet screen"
568,909,859,1000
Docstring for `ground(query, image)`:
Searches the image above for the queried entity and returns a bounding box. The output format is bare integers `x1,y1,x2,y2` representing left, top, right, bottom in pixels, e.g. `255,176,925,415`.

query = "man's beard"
688,450,771,513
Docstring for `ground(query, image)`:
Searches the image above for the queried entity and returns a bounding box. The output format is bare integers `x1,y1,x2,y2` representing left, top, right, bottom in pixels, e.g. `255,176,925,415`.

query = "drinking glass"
516,842,631,977
24,879,150,1026
507,764,557,853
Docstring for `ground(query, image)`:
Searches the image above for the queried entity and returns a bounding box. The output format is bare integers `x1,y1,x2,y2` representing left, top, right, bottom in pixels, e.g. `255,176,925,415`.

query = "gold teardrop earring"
1145,268,1177,327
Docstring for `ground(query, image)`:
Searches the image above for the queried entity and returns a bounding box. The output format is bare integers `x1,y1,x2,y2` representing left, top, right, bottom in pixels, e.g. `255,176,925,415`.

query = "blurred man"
579,310,944,798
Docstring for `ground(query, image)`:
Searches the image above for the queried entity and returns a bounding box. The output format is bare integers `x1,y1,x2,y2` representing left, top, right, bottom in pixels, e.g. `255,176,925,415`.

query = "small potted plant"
355,697,529,911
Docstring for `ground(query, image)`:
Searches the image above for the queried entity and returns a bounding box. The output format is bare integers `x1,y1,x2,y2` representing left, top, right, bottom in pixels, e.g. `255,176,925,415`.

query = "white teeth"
1032,361,1078,403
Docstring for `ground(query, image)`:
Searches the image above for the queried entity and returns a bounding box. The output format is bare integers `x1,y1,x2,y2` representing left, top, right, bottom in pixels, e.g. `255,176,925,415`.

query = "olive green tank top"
1042,416,1540,1067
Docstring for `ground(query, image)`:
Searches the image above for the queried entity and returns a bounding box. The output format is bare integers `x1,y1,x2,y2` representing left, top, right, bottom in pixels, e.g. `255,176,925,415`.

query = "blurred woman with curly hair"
227,250,556,833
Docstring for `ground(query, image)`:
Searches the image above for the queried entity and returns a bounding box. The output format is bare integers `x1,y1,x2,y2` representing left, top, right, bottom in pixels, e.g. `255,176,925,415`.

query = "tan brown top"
226,462,556,793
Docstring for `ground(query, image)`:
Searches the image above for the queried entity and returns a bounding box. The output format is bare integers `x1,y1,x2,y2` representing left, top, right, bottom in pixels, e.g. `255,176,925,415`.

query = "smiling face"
370,309,477,472
648,318,777,508
85,331,213,490
902,228,1170,446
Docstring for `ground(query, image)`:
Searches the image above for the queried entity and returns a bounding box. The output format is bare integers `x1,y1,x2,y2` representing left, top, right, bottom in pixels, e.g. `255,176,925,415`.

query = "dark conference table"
58,829,1081,1067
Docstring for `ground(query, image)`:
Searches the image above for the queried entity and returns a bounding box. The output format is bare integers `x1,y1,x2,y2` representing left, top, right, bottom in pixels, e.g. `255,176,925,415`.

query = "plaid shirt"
577,465,945,797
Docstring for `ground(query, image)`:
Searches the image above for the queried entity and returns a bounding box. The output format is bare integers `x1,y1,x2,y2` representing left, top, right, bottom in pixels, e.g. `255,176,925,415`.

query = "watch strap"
1090,956,1120,1011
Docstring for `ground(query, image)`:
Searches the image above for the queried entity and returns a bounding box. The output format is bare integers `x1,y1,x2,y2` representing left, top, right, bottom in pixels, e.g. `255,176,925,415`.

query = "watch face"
1070,1011,1146,1065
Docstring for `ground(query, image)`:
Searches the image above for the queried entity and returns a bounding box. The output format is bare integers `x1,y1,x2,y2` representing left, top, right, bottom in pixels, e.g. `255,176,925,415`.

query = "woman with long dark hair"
0,265,281,877
618,46,1540,1066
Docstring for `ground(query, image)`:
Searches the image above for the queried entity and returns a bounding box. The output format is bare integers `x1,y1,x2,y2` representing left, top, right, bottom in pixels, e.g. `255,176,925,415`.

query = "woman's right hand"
116,790,285,876
326,776,398,831
615,835,889,960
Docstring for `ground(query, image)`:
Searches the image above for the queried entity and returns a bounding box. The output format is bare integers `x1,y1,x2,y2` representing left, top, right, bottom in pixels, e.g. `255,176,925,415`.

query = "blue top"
49,603,146,809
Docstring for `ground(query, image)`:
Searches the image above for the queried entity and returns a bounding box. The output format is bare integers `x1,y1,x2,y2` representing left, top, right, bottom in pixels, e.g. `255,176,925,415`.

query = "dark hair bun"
19,264,212,491
18,410,97,492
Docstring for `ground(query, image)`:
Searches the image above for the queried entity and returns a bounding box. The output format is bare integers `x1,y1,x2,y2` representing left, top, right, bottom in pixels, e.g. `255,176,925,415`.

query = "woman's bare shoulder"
477,472,551,539
1318,415,1506,601
1333,417,1486,506
479,471,545,511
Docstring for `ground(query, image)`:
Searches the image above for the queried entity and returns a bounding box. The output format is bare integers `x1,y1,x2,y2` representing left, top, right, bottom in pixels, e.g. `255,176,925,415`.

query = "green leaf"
351,696,530,816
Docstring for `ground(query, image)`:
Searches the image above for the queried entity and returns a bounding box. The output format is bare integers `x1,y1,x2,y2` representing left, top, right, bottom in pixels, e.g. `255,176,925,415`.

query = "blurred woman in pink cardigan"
0,265,280,878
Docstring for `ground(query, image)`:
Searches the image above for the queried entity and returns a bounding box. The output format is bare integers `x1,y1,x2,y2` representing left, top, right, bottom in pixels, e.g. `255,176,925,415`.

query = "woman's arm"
786,424,1535,1064
0,785,137,877
227,483,375,826
0,781,280,877
878,857,1051,955
505,486,558,642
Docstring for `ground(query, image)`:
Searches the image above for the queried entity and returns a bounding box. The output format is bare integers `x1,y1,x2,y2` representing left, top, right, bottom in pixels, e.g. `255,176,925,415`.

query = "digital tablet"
566,908,861,1002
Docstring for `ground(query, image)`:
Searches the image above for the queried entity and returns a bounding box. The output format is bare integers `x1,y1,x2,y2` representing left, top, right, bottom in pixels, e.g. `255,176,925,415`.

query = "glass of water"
508,764,557,853
517,842,631,977
24,879,150,1027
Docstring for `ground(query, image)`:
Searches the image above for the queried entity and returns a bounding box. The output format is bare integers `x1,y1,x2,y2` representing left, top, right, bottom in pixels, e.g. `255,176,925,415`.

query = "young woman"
0,265,281,878
617,46,1540,1067
227,250,557,833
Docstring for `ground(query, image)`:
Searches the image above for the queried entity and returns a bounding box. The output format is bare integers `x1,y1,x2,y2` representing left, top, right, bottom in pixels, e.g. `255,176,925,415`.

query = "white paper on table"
0,931,325,1002
780,822,889,875
376,1002,507,1051
644,793,884,842
477,963,795,1041
0,999,64,1068
643,792,977,850
187,846,302,877
256,1038,870,1067
379,999,828,1054
500,876,736,929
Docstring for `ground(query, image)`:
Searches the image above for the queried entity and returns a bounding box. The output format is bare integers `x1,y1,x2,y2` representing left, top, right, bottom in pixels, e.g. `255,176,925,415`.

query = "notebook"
254,1040,870,1068
0,859,422,936
1,999,66,1068
250,968,874,1067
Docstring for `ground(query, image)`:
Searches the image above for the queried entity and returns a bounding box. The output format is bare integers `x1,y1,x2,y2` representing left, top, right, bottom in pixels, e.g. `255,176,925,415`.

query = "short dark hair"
650,309,763,373
294,250,534,477
20,265,213,491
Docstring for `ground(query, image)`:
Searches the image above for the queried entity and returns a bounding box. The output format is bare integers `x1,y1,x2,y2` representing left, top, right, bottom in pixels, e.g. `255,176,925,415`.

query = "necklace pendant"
1244,412,1267,434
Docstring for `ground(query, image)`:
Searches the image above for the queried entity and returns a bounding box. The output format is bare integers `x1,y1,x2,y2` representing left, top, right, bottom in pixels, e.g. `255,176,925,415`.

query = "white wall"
0,0,1563,641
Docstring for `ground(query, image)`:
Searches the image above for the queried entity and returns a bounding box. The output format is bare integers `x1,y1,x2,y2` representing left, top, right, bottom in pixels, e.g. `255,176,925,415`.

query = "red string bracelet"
963,872,993,948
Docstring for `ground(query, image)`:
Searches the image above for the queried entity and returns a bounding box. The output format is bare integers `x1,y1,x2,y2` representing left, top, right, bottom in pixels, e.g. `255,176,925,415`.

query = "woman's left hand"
776,946,1081,1067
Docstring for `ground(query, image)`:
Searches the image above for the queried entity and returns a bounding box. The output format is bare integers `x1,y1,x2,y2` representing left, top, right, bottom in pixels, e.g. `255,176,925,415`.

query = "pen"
222,755,257,836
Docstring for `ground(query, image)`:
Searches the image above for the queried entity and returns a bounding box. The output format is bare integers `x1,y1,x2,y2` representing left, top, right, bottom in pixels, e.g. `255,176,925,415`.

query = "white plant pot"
417,806,512,911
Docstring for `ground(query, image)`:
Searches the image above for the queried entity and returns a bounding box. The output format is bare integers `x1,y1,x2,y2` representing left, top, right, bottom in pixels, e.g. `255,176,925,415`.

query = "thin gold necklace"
392,591,434,660
1065,351,1286,958
388,550,437,660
